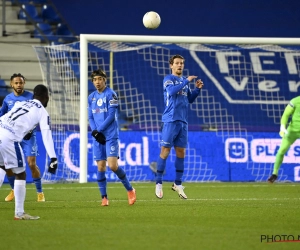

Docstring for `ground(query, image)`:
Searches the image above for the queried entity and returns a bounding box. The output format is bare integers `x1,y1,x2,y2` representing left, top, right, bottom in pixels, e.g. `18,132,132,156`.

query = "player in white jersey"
155,55,204,199
0,73,45,202
0,85,57,220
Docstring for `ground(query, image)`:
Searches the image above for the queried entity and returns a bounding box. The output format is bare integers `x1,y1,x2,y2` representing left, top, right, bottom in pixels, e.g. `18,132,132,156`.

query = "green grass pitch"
1,182,300,250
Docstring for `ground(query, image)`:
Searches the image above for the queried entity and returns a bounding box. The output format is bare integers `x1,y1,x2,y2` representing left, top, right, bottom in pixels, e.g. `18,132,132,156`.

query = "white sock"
0,168,6,187
14,180,26,216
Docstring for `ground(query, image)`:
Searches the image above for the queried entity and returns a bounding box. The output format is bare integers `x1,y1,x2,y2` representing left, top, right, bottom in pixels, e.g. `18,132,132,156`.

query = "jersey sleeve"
164,76,189,95
280,101,295,125
0,97,9,117
87,94,96,131
39,109,56,158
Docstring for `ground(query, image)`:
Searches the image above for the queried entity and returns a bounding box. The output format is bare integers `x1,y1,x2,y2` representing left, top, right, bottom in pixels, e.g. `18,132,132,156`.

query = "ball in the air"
143,11,161,29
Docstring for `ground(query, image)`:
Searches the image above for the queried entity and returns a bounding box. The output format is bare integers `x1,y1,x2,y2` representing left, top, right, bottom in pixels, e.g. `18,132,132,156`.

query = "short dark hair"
10,73,25,81
33,84,48,97
169,55,184,65
91,68,107,80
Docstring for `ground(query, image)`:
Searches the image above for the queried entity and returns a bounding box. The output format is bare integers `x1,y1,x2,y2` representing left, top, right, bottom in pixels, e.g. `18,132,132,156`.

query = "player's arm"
0,98,9,117
279,102,295,137
87,95,97,130
187,79,203,103
39,112,56,158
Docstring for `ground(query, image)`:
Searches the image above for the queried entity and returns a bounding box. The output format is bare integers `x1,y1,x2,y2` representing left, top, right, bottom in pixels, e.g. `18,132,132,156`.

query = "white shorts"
0,133,26,174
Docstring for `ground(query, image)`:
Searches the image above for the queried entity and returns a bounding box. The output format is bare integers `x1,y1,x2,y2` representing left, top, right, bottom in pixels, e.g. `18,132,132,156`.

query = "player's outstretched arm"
279,104,294,137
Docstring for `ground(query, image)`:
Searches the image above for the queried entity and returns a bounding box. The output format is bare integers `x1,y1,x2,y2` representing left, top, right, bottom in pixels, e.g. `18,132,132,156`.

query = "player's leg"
155,122,174,198
268,131,297,183
4,168,15,201
172,122,188,199
0,152,14,201
106,139,136,205
0,138,39,220
93,141,108,206
0,153,6,187
0,166,5,187
21,136,44,201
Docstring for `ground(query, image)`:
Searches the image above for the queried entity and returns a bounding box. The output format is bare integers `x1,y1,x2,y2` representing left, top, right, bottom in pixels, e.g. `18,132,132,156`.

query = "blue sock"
114,167,132,191
175,157,184,185
156,157,166,184
7,176,15,189
97,171,107,198
33,177,42,193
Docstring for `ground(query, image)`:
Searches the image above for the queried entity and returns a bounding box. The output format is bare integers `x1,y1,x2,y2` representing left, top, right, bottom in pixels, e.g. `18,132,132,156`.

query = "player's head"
169,55,185,76
10,73,26,96
33,84,49,108
91,68,107,92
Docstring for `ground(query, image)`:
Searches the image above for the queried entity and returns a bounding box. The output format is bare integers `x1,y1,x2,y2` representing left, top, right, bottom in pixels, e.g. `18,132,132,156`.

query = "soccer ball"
143,11,161,29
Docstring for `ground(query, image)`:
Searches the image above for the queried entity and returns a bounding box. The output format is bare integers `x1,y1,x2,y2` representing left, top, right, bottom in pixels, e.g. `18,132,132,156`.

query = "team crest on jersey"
97,98,103,106
111,146,115,151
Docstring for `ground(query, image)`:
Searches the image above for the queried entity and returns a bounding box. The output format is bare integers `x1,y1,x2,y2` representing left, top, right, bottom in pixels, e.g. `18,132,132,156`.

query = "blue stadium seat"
34,23,58,43
56,23,78,43
42,4,62,24
18,4,43,23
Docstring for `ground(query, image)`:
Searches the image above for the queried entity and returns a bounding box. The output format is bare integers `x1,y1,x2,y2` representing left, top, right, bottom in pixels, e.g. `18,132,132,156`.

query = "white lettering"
294,166,300,181
142,137,149,165
288,81,300,92
258,80,279,92
250,52,280,74
126,143,142,166
225,76,249,91
216,51,242,73
284,53,300,74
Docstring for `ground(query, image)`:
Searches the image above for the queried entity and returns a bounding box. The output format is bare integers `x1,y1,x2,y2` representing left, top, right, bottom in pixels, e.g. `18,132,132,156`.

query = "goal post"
33,35,300,184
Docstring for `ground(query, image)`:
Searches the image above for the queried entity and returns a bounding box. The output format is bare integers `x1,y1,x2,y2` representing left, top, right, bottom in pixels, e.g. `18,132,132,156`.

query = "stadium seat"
42,4,62,24
18,4,43,23
34,23,58,43
56,23,78,43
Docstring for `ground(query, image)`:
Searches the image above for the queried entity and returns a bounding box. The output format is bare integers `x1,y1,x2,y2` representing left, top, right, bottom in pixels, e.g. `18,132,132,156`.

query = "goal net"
33,35,300,183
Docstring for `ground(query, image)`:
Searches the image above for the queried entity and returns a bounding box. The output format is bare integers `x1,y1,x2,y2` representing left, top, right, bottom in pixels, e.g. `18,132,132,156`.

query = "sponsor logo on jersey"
92,108,107,113
97,98,103,106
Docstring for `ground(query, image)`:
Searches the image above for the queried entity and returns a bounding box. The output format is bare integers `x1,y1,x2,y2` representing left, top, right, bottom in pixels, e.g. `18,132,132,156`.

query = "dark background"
51,0,300,37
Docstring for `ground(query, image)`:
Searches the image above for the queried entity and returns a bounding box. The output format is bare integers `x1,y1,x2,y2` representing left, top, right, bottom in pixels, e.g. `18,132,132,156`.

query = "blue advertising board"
13,131,300,183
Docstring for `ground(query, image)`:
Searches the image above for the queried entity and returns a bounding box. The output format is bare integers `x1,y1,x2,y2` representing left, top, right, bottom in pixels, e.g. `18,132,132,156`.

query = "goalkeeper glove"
279,124,288,137
92,130,106,145
48,158,58,174
23,130,33,140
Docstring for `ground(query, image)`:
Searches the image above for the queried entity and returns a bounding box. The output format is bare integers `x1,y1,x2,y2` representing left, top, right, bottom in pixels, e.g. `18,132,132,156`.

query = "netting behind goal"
33,41,300,183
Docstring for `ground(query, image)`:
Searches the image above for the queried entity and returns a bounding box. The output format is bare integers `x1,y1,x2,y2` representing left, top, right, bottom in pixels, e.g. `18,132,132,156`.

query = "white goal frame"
79,34,300,183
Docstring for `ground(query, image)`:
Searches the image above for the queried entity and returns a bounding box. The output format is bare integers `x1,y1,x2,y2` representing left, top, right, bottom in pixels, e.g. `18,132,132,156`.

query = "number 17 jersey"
0,99,51,142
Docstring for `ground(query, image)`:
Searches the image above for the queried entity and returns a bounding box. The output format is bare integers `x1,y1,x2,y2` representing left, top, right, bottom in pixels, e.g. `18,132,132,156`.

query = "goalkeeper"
88,69,136,206
268,96,300,183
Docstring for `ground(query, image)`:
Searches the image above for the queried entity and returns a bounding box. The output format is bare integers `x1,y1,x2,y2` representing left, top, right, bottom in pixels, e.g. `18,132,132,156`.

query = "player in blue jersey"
88,68,136,206
155,55,204,199
0,73,45,202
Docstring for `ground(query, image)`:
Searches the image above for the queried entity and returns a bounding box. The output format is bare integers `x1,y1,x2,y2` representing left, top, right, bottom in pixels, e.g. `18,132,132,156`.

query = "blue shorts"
160,121,188,148
20,133,38,157
93,138,119,161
